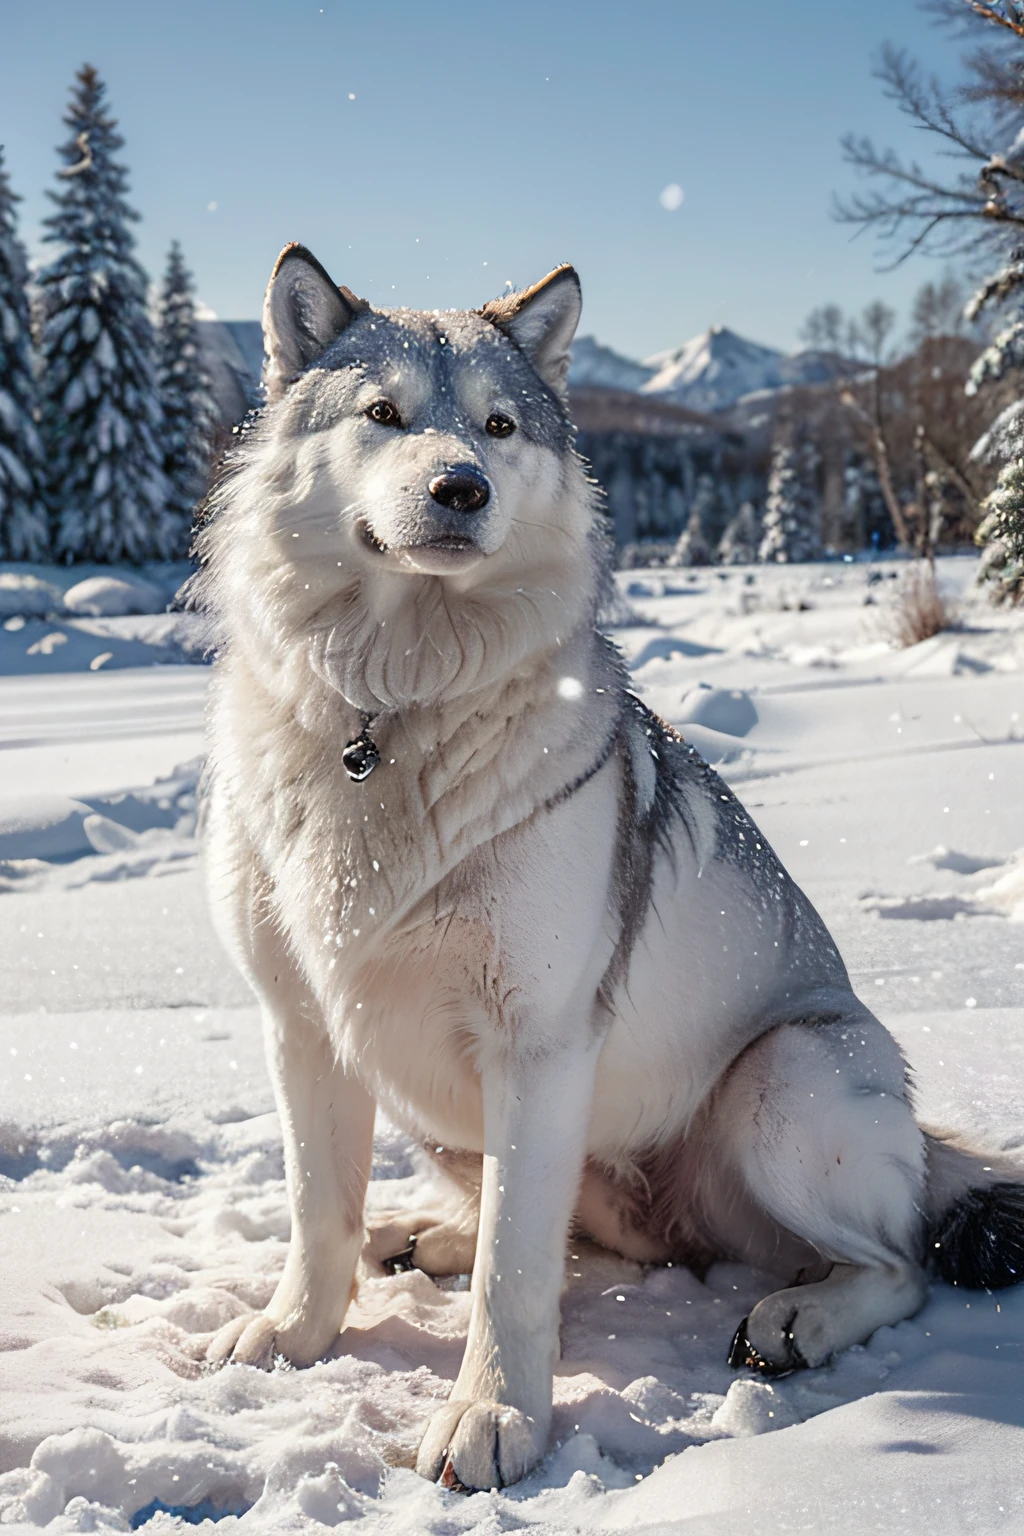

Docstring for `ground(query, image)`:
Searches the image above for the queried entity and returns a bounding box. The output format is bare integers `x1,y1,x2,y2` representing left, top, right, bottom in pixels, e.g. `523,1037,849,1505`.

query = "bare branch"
840,389,913,546
875,44,991,160
836,6,1024,267
959,0,1024,42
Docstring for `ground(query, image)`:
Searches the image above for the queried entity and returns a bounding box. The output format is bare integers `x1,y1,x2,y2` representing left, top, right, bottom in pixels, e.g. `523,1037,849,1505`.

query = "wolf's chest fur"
213,638,624,1112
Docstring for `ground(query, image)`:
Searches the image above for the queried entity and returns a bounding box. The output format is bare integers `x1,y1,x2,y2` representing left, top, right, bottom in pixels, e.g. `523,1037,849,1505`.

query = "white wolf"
197,244,1024,1491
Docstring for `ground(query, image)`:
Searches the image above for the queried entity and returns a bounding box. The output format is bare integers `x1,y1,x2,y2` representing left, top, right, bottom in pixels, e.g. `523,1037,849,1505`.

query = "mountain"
777,347,855,389
567,335,656,393
568,327,857,416
197,320,265,425
569,386,727,439
640,326,786,413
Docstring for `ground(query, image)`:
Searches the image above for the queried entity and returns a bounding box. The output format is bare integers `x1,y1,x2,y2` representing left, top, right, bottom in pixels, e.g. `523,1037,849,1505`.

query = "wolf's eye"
367,399,402,427
485,412,516,438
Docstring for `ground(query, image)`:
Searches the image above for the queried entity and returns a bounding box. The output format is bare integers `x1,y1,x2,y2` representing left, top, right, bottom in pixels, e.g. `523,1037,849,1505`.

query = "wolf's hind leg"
714,1012,928,1372
728,1261,927,1374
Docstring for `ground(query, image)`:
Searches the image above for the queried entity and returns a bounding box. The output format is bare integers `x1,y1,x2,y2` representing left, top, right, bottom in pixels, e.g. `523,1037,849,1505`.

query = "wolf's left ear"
263,242,367,400
480,265,582,398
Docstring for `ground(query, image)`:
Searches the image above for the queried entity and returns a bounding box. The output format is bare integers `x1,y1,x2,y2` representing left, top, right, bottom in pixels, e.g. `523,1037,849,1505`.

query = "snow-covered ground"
1,555,1023,1535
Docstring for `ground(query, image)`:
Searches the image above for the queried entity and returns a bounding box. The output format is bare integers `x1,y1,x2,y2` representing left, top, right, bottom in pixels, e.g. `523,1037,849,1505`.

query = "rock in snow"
63,574,168,618
679,683,759,737
0,571,64,618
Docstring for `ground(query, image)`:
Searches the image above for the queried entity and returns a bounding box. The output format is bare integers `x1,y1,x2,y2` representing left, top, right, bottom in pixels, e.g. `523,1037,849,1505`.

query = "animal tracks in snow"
863,847,1024,923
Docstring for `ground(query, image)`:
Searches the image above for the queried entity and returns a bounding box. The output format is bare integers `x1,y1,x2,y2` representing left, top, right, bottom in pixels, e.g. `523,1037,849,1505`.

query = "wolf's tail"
923,1129,1024,1289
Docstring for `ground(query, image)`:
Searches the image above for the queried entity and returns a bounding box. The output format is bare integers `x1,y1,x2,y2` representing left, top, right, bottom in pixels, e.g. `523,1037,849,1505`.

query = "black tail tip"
927,1182,1024,1290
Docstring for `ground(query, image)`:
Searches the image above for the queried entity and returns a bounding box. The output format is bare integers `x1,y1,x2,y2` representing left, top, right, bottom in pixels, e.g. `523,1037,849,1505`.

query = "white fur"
200,257,943,1491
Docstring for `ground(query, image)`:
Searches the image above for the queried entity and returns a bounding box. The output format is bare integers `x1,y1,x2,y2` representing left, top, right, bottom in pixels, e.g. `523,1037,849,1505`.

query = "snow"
0,574,64,619
566,336,656,394
642,327,786,414
63,575,169,619
678,685,758,738
0,562,208,673
1,554,1023,1533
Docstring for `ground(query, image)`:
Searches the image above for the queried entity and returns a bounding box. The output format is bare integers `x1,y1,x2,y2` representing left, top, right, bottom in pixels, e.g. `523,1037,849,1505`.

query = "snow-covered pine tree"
972,402,1024,604
670,473,728,566
669,503,711,566
691,471,729,549
155,241,217,556
717,501,759,564
965,256,1024,604
37,65,167,563
0,147,49,560
758,442,821,563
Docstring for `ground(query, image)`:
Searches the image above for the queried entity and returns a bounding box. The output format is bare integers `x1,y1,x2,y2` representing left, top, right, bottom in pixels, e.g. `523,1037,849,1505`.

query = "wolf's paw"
364,1209,477,1278
205,1310,339,1370
415,1399,541,1491
206,1312,279,1370
729,1293,817,1376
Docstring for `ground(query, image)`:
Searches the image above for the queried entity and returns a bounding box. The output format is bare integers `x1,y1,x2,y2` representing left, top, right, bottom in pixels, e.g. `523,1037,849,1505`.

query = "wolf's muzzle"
428,465,490,514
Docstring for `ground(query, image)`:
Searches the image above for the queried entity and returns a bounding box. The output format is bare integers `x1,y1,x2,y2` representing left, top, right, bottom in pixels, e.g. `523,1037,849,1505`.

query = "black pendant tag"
343,724,381,782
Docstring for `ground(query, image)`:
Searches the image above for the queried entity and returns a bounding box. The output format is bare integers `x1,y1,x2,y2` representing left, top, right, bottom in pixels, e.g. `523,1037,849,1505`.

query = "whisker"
511,516,573,542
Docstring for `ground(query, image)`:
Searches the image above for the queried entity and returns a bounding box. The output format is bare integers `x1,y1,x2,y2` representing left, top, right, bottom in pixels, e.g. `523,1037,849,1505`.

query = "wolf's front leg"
416,1034,602,1490
208,977,375,1369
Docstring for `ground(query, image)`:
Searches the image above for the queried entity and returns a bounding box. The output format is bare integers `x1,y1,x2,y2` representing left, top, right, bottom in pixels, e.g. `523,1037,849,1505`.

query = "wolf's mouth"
357,521,478,557
415,536,477,552
357,520,389,555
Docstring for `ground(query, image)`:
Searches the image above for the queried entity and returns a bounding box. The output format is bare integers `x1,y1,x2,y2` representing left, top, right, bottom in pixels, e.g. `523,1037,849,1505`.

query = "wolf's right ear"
262,243,366,400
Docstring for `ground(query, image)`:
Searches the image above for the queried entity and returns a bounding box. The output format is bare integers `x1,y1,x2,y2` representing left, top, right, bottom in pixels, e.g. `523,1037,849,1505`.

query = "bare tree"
908,271,966,342
800,303,847,353
835,1,1024,573
827,299,912,545
835,5,1024,268
792,286,993,553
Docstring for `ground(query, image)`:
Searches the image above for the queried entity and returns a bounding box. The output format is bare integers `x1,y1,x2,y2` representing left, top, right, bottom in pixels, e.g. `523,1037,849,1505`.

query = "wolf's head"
199,244,607,712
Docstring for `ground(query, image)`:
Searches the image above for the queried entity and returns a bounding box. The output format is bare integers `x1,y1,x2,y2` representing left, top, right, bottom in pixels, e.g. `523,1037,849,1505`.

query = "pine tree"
964,261,1024,604
974,418,1024,605
0,148,48,560
758,442,821,563
689,471,730,550
155,241,217,556
37,65,167,563
669,503,711,567
670,473,728,566
718,501,759,564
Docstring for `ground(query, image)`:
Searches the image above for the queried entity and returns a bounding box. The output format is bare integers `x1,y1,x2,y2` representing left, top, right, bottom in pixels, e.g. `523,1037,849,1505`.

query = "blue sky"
1,0,970,357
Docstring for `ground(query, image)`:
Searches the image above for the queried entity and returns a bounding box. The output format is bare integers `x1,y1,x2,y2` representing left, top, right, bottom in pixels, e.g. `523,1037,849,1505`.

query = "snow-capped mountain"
197,320,264,424
568,326,854,415
567,335,656,393
640,326,786,413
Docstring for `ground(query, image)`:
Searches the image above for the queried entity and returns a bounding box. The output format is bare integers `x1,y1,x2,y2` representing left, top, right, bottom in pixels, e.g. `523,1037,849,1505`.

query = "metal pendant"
342,720,381,782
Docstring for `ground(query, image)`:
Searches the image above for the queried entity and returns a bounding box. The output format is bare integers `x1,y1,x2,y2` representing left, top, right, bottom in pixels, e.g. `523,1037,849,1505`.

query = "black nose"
428,465,490,514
